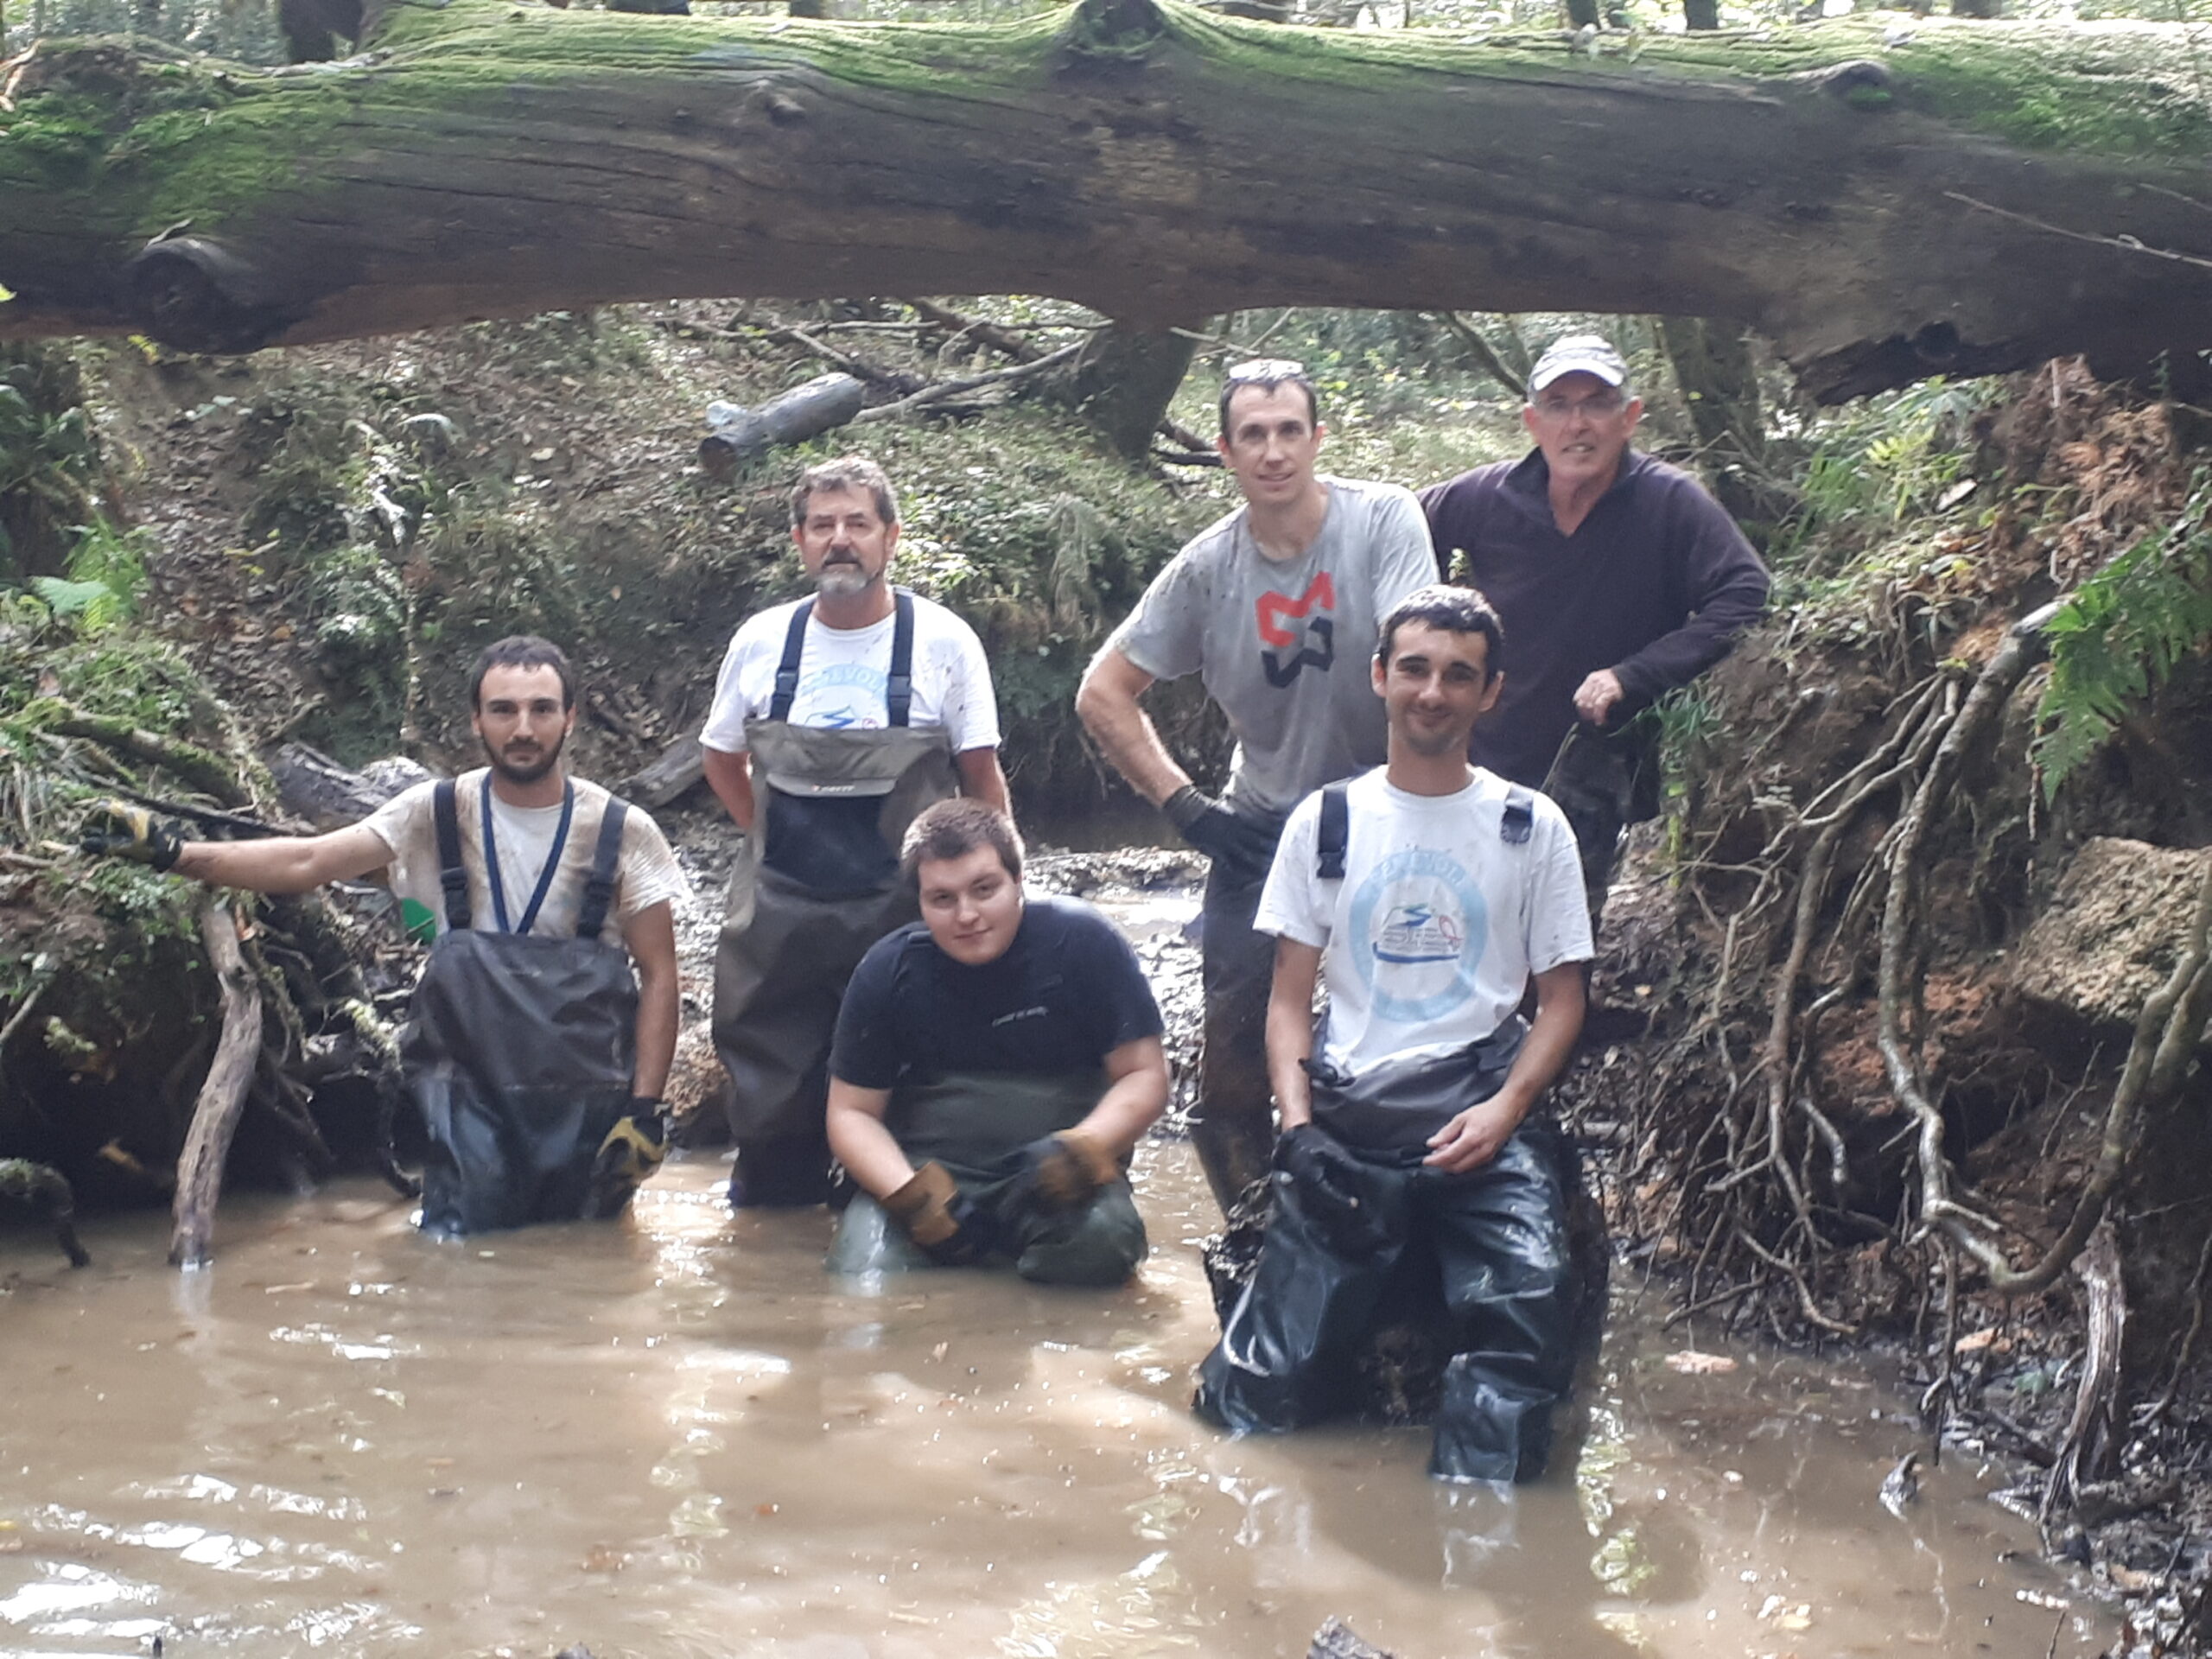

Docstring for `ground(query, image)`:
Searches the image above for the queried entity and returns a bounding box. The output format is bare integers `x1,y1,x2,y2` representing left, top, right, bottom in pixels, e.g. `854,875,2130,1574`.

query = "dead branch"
851,341,1086,424
26,701,247,804
169,897,265,1268
1429,310,1528,399
2042,1219,2126,1530
901,296,1049,364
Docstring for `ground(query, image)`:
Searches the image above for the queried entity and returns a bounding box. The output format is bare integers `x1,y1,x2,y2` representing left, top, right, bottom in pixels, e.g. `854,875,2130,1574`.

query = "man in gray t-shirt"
1077,360,1438,1212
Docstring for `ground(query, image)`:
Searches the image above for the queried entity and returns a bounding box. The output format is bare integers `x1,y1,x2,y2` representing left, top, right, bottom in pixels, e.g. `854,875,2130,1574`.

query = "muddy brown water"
2,1141,2116,1659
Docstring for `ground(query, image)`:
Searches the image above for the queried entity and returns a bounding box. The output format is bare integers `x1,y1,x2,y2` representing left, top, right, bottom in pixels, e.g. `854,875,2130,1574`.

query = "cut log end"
126,237,306,356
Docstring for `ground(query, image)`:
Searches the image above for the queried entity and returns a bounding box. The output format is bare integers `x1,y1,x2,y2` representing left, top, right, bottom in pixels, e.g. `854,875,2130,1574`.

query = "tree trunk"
1070,322,1201,460
3,3,2209,403
1656,314,1784,536
1683,0,1719,29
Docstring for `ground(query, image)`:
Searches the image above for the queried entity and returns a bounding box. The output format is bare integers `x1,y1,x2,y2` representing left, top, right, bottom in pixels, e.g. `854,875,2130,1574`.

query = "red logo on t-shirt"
1255,572,1337,686
1255,572,1336,648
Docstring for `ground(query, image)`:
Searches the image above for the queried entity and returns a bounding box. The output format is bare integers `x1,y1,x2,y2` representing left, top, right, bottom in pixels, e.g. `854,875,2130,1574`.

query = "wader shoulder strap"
887,589,916,729
1502,785,1535,847
768,600,817,722
575,797,631,941
1316,780,1351,880
433,778,473,932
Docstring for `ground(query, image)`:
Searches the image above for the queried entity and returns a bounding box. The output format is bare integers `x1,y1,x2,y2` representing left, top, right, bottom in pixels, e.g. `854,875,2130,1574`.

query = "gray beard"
817,564,873,599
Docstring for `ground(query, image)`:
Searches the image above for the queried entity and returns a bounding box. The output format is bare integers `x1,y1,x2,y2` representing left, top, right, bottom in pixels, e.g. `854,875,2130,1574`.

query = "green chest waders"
710,591,959,1205
825,1070,1148,1287
403,779,638,1238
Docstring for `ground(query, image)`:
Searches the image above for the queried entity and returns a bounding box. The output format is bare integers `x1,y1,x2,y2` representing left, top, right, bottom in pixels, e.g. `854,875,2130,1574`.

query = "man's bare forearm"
699,745,754,831
1491,962,1586,1124
1265,940,1324,1130
1076,652,1191,807
169,823,390,894
1073,1038,1170,1155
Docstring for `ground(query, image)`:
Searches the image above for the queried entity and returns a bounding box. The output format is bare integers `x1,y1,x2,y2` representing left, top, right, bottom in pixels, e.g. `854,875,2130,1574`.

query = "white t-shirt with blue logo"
698,592,1001,754
1255,767,1592,1077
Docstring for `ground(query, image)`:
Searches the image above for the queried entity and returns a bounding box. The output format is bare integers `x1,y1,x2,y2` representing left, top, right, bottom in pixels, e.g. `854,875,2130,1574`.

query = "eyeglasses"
1530,391,1627,419
1226,358,1307,382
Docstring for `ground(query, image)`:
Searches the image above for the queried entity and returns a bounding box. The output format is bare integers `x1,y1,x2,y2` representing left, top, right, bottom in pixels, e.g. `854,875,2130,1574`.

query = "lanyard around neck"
480,772,574,937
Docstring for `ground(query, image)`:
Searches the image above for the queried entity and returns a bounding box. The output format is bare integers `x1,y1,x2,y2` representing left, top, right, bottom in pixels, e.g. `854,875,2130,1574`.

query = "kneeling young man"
1195,585,1594,1481
823,800,1169,1286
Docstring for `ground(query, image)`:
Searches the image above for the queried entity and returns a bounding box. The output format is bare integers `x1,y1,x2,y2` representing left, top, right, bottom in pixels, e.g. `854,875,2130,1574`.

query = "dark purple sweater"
1421,448,1770,787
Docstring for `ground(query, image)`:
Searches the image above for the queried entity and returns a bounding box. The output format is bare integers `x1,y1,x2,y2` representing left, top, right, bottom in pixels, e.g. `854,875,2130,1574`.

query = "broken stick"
169,896,264,1268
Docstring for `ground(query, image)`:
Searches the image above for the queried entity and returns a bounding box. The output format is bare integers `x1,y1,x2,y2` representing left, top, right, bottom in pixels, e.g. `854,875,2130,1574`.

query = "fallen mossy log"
4,3,2212,399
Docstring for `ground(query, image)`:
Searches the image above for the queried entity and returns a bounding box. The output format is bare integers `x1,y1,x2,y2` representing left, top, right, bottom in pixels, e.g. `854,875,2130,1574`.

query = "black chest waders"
402,780,638,1239
823,1070,1148,1287
1195,777,1586,1482
710,591,960,1206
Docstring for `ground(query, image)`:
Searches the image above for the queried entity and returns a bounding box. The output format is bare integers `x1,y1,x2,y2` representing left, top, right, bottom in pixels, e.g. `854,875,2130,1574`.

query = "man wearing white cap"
1421,334,1770,919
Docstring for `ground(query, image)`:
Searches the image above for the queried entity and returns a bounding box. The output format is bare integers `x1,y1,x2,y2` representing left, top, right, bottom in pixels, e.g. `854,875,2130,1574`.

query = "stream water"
1,1142,2116,1659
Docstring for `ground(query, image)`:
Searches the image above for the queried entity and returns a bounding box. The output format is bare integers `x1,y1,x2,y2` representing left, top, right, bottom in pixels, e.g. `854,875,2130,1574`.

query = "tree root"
0,1156,92,1267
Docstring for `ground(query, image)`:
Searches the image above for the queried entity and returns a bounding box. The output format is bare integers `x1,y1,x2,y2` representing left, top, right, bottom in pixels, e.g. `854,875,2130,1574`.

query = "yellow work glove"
883,1160,995,1265
1014,1128,1121,1214
584,1101,668,1217
79,799,185,872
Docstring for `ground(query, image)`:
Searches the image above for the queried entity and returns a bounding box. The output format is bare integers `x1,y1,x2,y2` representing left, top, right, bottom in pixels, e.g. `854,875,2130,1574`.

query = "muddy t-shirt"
1109,477,1439,818
363,770,690,945
830,896,1163,1088
1255,768,1591,1077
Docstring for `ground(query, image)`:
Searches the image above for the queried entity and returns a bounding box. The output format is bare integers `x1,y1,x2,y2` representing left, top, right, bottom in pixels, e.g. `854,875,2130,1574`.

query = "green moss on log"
3,0,2206,251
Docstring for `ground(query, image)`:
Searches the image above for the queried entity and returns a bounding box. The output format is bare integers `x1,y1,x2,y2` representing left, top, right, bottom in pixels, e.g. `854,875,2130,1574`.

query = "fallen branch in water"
169,897,264,1268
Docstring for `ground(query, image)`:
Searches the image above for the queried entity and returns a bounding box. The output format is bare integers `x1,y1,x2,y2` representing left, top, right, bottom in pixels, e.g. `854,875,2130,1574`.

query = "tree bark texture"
1657,313,1780,532
168,897,264,1269
1071,321,1202,458
2,3,2209,402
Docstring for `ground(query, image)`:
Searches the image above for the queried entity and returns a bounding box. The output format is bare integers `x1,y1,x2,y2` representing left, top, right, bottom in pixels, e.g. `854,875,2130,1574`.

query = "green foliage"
29,519,151,631
2035,476,2212,794
1772,378,1992,577
0,345,101,574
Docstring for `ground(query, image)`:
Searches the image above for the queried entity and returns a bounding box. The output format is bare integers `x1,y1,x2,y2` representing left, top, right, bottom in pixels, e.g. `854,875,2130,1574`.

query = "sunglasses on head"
1225,358,1307,382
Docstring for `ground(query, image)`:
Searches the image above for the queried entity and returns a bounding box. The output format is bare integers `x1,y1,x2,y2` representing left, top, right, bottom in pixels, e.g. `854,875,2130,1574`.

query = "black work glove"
1162,785,1280,887
584,1099,669,1217
1011,1128,1120,1217
1274,1122,1393,1260
79,799,185,872
883,1160,998,1266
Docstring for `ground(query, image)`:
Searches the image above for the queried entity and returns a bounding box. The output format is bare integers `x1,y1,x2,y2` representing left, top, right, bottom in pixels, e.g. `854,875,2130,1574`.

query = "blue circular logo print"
1346,849,1487,1023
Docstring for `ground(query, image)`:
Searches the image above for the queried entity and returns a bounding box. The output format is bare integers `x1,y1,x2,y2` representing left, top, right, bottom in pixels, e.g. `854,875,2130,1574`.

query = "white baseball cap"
1529,334,1629,393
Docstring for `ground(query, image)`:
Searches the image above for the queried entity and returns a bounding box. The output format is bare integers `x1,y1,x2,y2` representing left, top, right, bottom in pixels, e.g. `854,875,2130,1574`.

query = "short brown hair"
900,798,1024,884
1376,584,1505,678
789,455,899,530
468,635,575,709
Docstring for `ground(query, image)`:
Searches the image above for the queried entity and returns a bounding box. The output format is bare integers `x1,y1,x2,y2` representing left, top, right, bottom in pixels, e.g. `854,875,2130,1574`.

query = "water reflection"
0,1145,2116,1657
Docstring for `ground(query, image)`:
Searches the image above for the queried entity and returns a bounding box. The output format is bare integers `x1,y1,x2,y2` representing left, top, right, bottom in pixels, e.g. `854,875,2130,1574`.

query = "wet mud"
1,1143,2120,1658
